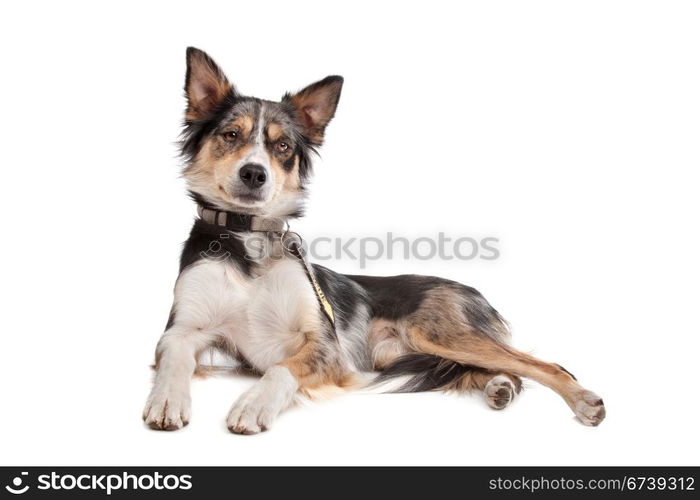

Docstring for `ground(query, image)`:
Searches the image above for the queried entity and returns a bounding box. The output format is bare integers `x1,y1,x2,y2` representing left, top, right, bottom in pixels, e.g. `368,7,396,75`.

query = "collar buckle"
225,212,252,231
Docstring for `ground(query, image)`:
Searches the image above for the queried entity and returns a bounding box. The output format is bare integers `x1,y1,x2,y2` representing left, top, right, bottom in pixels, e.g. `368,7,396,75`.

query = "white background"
1,0,698,466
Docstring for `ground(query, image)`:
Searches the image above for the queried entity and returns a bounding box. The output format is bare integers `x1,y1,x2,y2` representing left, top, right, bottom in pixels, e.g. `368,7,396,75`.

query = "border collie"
143,47,605,434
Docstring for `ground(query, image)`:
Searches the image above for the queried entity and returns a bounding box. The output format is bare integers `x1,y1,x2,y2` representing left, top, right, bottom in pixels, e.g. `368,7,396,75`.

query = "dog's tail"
369,353,518,393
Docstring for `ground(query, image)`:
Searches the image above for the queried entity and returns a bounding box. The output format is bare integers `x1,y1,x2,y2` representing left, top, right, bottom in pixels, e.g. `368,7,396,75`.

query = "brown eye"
276,141,290,153
222,131,238,141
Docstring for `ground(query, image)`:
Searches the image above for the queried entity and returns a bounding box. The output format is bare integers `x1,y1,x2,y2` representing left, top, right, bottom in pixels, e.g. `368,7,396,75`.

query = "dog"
143,47,606,434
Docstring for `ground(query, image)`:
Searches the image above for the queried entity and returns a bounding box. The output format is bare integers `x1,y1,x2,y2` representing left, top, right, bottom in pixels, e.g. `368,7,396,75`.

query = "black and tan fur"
143,48,605,434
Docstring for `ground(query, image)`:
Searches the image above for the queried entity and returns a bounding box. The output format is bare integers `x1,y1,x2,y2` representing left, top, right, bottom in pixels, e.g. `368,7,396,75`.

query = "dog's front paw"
226,388,276,435
143,387,191,431
227,366,298,435
573,390,606,426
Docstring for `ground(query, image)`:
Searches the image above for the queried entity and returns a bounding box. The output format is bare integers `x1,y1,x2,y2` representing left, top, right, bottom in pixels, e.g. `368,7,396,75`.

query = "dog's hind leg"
374,351,522,409
382,282,605,425
405,326,605,426
369,312,522,408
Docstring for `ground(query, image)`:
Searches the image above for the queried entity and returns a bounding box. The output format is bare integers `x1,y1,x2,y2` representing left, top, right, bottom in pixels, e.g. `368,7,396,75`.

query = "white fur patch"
145,253,325,430
239,101,272,181
243,258,323,370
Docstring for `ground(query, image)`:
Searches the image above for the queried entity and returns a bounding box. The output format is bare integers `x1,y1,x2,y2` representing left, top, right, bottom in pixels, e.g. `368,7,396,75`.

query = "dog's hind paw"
484,375,516,410
143,389,191,431
573,390,606,426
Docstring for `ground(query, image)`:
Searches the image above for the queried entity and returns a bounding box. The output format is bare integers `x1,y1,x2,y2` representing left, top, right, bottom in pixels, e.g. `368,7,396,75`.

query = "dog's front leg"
226,365,299,435
143,325,214,430
227,336,343,434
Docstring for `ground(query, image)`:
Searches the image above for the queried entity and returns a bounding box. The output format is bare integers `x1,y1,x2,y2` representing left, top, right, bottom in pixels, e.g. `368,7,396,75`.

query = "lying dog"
143,47,606,434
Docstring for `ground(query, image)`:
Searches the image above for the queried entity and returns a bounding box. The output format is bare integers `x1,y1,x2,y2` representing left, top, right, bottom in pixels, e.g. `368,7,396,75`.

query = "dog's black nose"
239,163,267,189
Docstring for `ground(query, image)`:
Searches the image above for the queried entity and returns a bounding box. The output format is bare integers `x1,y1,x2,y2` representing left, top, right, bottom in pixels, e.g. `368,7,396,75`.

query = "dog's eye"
276,141,290,153
222,131,238,142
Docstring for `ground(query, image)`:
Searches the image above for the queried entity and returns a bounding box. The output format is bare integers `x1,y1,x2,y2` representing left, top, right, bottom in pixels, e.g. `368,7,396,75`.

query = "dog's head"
180,47,343,217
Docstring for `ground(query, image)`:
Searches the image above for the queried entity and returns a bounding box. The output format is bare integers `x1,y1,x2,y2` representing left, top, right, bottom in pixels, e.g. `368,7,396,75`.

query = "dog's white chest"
173,257,322,372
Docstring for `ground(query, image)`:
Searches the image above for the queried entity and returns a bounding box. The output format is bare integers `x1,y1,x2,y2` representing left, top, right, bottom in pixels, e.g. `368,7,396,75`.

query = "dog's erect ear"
285,76,343,145
185,47,234,121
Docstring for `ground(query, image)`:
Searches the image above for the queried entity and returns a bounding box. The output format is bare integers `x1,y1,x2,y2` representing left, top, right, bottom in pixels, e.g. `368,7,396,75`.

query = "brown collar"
197,205,286,233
